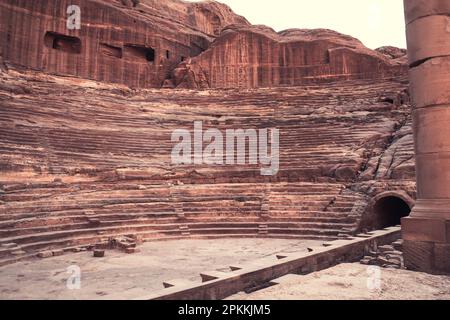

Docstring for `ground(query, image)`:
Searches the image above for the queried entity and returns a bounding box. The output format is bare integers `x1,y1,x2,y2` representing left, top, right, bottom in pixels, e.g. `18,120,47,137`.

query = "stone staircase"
0,181,368,265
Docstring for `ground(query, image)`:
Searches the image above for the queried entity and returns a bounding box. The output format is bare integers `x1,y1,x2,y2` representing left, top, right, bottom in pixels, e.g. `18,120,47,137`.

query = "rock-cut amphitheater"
0,0,449,300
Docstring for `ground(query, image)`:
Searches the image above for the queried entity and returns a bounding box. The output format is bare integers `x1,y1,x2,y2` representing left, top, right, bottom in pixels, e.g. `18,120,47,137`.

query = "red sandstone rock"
37,251,53,258
0,67,415,265
0,0,416,267
0,0,249,88
52,249,64,256
376,46,408,65
125,247,138,254
376,46,407,60
0,1,406,89
172,26,407,89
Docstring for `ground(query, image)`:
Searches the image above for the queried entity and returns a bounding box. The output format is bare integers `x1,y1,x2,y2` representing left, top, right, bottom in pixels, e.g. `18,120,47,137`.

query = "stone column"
402,0,450,274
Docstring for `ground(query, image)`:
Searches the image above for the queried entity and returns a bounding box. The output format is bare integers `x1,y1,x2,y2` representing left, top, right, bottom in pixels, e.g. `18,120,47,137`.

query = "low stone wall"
135,227,401,300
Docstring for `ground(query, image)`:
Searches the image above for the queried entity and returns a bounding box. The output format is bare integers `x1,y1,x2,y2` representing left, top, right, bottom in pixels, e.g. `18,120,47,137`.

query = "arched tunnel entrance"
372,196,411,229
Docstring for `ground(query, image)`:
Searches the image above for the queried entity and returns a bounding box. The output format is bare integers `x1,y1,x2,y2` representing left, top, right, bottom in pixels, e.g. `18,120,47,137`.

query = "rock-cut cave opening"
372,196,411,229
44,32,81,54
124,44,155,63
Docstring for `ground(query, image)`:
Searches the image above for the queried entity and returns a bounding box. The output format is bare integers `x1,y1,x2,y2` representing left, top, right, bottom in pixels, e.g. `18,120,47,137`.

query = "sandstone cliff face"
0,0,248,88
131,0,250,36
171,25,408,89
1,0,406,89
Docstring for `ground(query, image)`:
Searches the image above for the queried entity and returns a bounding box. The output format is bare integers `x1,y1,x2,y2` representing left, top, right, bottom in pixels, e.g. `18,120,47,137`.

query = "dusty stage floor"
0,238,322,300
2,239,449,300
229,263,450,300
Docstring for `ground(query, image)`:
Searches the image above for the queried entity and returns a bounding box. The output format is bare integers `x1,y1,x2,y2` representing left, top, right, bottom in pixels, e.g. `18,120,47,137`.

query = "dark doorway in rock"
324,50,331,64
124,44,155,63
372,196,411,229
146,49,155,62
44,32,81,54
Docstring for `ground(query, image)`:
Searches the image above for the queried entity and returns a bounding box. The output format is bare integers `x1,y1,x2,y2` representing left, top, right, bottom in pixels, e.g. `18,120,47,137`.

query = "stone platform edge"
133,227,401,300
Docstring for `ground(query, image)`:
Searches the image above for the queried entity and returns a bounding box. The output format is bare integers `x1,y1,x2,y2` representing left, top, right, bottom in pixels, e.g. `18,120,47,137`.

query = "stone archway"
359,191,414,231
371,191,414,230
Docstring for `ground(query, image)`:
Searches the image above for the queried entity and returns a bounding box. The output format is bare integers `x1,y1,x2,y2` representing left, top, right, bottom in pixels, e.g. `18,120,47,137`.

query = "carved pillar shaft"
402,0,450,273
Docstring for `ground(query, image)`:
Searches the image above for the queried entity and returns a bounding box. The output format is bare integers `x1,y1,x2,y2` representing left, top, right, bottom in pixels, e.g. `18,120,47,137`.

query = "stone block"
403,240,434,273
413,107,450,161
402,216,448,243
93,249,105,258
404,0,450,24
414,152,450,198
434,243,450,273
200,271,227,283
406,15,450,64
125,247,138,254
378,245,395,253
37,251,53,258
52,249,64,256
410,57,450,109
392,239,403,251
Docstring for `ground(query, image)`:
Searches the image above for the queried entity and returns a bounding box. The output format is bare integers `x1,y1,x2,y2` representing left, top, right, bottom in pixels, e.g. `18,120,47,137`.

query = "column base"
402,214,450,274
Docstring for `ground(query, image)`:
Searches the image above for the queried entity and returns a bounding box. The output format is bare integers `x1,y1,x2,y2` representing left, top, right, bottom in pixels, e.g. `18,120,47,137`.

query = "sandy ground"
0,238,321,300
228,263,450,300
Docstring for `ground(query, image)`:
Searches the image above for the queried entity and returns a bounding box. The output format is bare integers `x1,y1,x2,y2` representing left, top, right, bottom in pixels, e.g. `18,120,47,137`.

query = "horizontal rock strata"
0,67,415,265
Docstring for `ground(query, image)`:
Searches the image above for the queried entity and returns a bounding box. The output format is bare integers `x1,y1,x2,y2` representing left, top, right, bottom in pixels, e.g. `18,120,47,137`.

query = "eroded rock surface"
0,66,415,265
0,0,406,89
172,26,407,88
0,0,415,266
0,0,248,88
